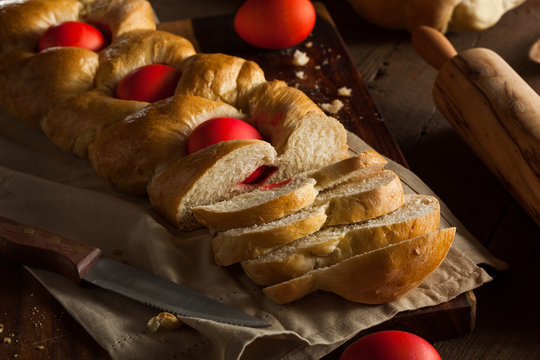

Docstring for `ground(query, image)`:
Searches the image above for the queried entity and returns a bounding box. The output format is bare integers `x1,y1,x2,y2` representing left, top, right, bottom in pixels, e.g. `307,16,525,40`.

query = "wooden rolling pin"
411,26,540,227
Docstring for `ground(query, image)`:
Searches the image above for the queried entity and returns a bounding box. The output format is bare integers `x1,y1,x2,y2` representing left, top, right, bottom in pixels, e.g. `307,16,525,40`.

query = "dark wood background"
1,1,539,359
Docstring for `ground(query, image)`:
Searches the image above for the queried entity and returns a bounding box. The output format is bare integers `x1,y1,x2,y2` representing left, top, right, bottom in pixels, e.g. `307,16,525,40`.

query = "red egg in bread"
39,21,107,51
115,64,182,103
187,117,264,154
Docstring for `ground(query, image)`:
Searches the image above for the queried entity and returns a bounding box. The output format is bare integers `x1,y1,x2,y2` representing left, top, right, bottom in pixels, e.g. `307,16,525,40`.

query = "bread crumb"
0,324,3,334
314,65,321,70
147,312,181,333
305,41,313,48
292,50,309,66
23,228,35,234
295,71,306,79
320,99,344,114
3,337,11,344
34,345,45,351
337,87,352,97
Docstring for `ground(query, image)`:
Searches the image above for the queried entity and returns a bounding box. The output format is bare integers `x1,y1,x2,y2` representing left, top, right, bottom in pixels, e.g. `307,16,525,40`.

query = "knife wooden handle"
0,216,103,283
411,26,540,227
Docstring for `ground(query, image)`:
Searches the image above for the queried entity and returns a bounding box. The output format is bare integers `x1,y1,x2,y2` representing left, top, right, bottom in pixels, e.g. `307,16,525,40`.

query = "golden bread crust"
0,47,98,128
89,95,244,194
42,87,148,158
81,0,157,39
317,170,405,226
243,194,441,286
212,206,328,266
263,228,455,304
96,30,196,89
311,150,388,191
175,53,266,112
0,0,81,54
0,1,455,306
248,80,323,151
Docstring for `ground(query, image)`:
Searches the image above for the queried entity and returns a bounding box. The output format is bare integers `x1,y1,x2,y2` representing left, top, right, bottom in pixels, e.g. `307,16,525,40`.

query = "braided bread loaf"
0,0,349,230
0,0,454,305
0,0,155,128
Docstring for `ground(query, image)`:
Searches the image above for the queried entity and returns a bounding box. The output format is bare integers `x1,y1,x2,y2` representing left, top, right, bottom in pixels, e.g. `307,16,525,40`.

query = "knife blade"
0,215,269,328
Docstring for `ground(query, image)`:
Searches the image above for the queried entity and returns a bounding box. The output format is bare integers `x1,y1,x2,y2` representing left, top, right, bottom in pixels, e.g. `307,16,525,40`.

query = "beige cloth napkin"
0,110,504,360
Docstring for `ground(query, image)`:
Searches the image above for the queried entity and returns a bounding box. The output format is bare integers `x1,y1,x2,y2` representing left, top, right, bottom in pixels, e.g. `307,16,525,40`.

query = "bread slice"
242,194,441,286
147,139,277,230
209,151,388,266
315,169,404,226
212,205,328,266
247,80,349,182
263,227,455,304
192,176,318,231
308,149,387,191
267,110,350,182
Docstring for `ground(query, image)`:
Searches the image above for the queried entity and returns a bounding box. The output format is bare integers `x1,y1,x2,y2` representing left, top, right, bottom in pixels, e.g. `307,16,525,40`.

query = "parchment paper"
0,110,505,360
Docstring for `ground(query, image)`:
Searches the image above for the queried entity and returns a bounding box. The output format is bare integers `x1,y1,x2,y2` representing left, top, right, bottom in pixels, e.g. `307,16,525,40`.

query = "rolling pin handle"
411,26,458,70
411,26,540,226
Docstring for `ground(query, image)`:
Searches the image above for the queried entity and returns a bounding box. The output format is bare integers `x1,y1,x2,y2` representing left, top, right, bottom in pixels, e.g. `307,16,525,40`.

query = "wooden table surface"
1,1,539,359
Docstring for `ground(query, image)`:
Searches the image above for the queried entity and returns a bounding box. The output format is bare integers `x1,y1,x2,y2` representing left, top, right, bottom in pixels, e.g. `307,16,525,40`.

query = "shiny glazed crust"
0,0,156,127
89,95,244,194
242,194,441,286
263,228,455,304
0,0,455,305
0,0,349,230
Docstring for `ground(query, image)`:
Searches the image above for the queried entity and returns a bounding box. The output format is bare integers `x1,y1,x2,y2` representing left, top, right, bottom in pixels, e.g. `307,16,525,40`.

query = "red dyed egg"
115,64,181,103
340,331,441,360
39,21,106,52
187,117,263,154
234,0,316,49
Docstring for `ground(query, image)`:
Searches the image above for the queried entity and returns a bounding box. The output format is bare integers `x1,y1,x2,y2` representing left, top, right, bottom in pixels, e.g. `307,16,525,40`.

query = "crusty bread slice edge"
212,205,328,266
317,169,405,226
309,149,387,191
148,139,277,230
242,194,441,286
263,227,455,304
193,177,318,231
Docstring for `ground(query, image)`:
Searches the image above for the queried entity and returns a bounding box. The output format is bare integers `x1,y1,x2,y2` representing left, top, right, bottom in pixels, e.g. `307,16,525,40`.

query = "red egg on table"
340,330,441,360
234,0,316,49
187,117,263,154
115,64,181,103
39,21,107,52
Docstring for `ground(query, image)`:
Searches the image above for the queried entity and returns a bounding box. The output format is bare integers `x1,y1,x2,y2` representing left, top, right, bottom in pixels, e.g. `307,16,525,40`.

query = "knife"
0,215,269,328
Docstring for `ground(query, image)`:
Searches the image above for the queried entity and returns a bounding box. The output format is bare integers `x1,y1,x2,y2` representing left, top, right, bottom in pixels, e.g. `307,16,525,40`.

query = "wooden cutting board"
159,2,477,352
